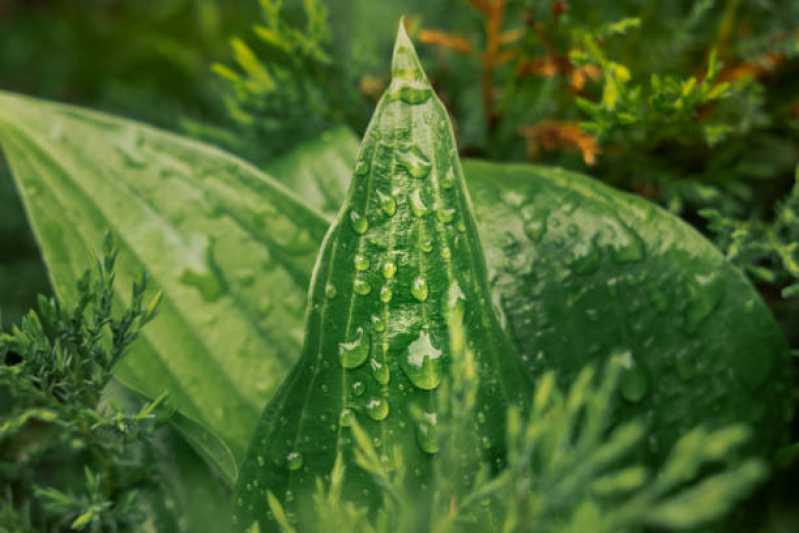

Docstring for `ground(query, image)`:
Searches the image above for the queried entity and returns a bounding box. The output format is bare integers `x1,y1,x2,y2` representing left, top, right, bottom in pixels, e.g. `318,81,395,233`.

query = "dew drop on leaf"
370,358,390,385
354,254,370,271
366,398,390,421
325,283,337,299
382,260,397,279
350,210,369,235
436,207,456,224
615,349,649,403
338,328,370,369
416,412,439,454
401,328,443,390
339,409,354,427
352,381,366,396
286,451,303,471
377,191,397,217
441,167,455,189
409,189,427,217
397,145,432,179
411,276,429,302
380,285,393,303
353,278,372,296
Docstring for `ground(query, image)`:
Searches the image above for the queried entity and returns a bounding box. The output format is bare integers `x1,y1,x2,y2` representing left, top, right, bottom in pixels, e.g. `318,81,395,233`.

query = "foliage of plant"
0,1,797,532
256,314,766,533
0,237,164,531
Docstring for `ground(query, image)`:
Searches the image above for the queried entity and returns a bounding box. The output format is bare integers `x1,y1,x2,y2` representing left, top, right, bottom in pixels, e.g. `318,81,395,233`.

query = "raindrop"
350,210,369,235
354,254,370,271
421,239,433,253
325,283,337,299
339,408,354,427
411,276,429,302
370,358,390,385
286,451,303,471
355,159,370,176
401,328,443,390
524,218,547,242
380,285,393,303
366,398,390,421
352,381,366,396
338,328,370,369
615,349,649,403
382,261,397,279
371,314,386,333
416,412,439,454
441,167,455,189
410,189,427,217
437,208,456,224
354,278,372,296
377,191,397,217
397,145,432,179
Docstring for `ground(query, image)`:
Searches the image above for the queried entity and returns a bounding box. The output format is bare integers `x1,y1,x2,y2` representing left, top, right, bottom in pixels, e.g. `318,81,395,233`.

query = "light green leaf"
0,90,331,483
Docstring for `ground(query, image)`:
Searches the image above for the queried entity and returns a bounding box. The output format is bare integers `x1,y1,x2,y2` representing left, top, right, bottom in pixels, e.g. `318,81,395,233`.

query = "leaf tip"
391,17,428,84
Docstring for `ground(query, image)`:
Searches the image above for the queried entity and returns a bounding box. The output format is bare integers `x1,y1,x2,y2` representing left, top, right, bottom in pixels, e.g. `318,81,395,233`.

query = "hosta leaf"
267,142,794,462
0,90,331,482
234,23,531,530
274,123,793,460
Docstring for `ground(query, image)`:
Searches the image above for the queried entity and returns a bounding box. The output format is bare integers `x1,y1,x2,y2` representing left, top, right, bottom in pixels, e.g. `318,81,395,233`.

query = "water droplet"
523,216,547,242
416,412,439,454
354,254,370,271
325,283,337,299
370,358,390,385
352,381,366,396
339,408,354,427
257,455,265,467
366,398,390,421
441,167,455,189
355,159,370,176
411,276,429,302
397,145,432,179
389,82,434,105
401,328,443,390
437,208,456,224
611,228,646,263
354,278,372,295
180,268,224,303
350,210,369,235
377,191,397,217
614,350,649,403
456,222,466,233
441,247,452,259
410,189,427,217
380,285,393,303
382,261,397,279
371,314,386,332
339,328,370,369
421,239,433,253
286,451,303,470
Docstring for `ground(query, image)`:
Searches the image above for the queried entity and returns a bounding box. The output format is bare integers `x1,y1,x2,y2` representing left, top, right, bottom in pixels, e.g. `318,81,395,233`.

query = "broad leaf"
1,75,792,490
234,24,531,530
270,137,794,458
0,91,331,482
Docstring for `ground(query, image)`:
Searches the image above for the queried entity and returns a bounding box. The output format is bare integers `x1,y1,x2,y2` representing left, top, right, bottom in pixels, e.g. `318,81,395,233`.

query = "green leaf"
234,22,531,531
269,122,794,462
1,45,792,491
0,90,331,483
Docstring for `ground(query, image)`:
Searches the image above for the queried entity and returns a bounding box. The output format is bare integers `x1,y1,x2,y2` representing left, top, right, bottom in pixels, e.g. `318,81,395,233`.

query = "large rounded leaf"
270,130,793,460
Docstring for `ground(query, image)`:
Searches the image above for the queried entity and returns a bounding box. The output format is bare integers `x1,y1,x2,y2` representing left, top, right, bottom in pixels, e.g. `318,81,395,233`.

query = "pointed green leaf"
234,23,531,530
0,90,332,482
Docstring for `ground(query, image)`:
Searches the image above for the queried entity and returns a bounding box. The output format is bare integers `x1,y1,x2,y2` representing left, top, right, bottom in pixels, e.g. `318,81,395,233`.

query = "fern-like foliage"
196,0,365,164
254,311,766,533
703,169,799,300
0,236,163,532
